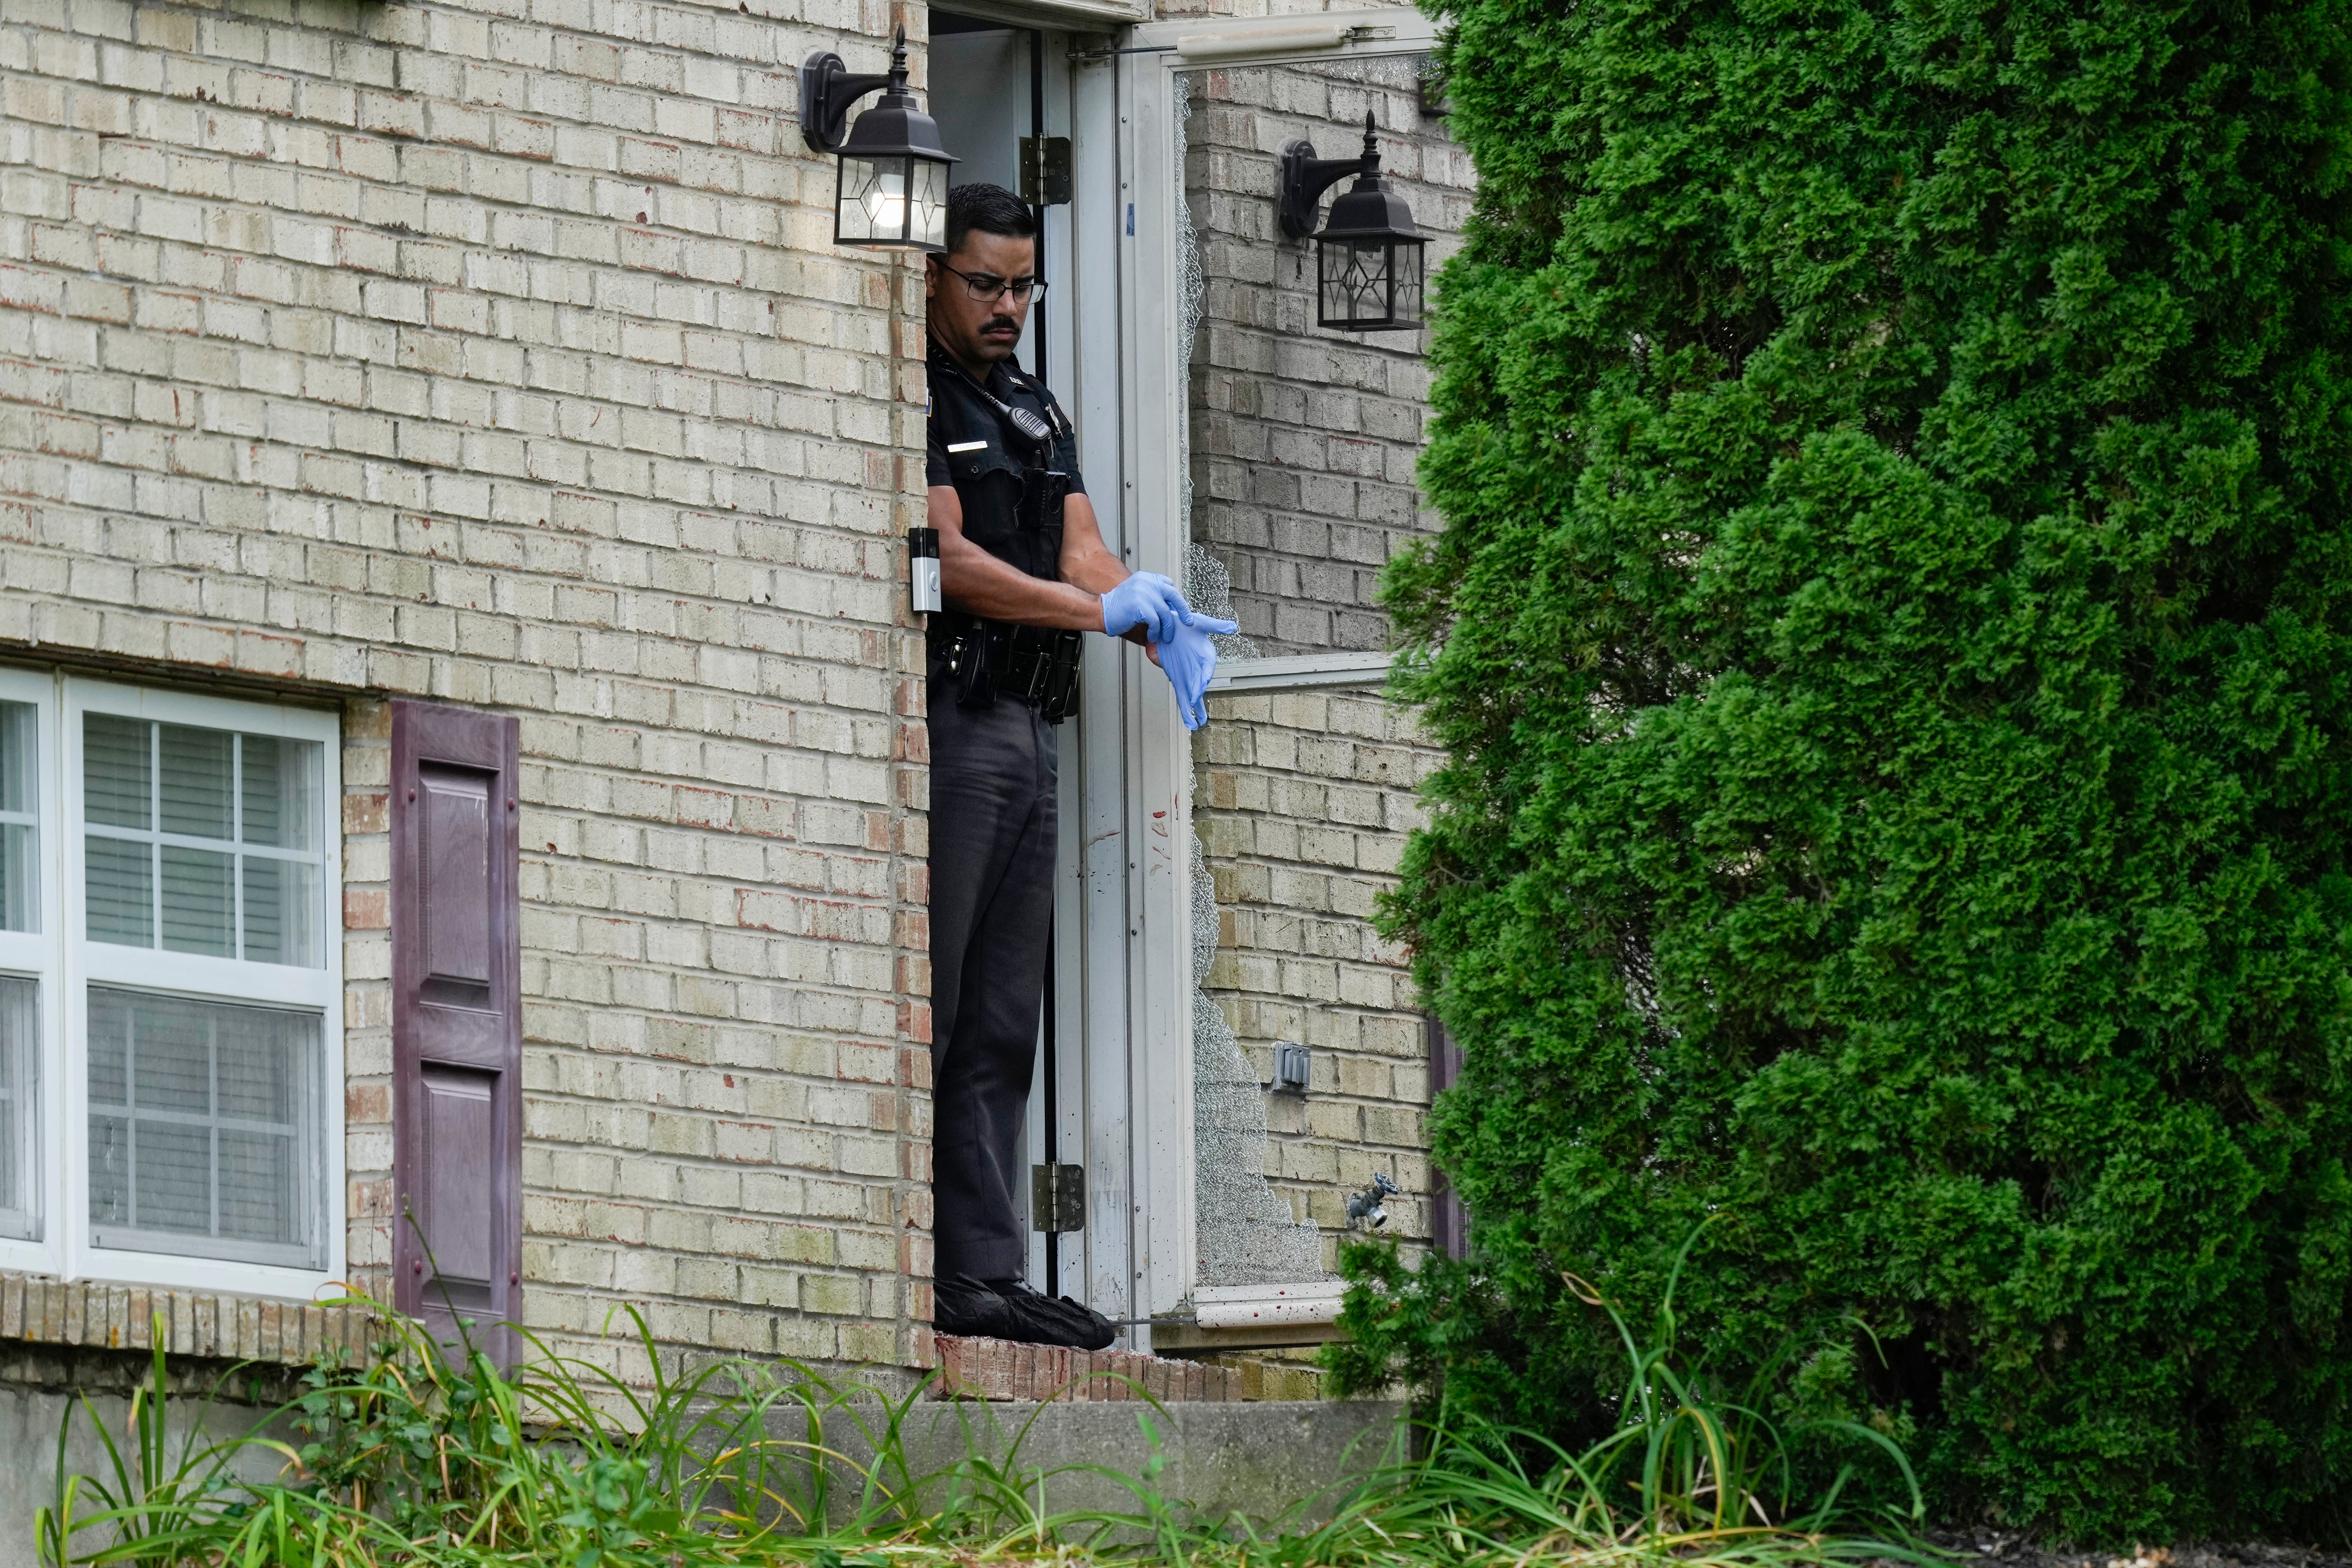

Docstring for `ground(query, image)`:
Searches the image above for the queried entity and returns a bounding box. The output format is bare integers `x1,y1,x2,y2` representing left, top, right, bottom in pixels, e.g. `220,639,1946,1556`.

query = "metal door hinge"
1020,137,1073,207
1031,1162,1085,1233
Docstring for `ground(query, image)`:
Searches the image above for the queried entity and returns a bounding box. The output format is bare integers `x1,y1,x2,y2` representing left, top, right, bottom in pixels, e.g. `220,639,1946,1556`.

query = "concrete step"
851,1394,1412,1527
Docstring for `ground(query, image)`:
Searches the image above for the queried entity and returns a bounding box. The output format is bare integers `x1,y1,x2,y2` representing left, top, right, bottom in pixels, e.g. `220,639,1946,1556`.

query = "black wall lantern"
800,28,955,253
1277,113,1427,333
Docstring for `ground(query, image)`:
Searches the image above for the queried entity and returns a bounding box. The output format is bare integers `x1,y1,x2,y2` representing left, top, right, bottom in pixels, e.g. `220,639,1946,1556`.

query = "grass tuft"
33,1289,1942,1568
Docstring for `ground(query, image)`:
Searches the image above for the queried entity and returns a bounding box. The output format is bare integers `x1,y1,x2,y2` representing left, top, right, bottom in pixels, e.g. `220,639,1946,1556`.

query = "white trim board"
1193,1279,1346,1328
1130,8,1440,59
930,0,1149,29
1209,651,1393,695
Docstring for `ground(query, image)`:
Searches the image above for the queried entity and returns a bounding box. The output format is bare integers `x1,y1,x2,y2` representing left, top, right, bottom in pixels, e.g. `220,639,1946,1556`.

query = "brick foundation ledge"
931,1334,1254,1402
0,1273,376,1366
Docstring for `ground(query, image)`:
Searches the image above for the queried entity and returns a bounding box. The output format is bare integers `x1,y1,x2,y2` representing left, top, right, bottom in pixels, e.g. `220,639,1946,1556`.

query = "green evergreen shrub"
1358,0,2352,1540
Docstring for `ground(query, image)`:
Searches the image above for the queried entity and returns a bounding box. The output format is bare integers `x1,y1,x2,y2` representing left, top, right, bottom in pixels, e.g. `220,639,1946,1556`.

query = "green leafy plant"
1377,0,2352,1542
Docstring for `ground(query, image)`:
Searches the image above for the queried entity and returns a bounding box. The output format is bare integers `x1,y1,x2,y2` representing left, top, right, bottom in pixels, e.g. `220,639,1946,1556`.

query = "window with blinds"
82,716,323,968
0,702,36,935
0,677,350,1292
66,692,338,1285
85,988,323,1268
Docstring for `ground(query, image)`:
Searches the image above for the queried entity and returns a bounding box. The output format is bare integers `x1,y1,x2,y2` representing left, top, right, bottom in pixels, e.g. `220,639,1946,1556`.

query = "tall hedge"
1365,0,2352,1539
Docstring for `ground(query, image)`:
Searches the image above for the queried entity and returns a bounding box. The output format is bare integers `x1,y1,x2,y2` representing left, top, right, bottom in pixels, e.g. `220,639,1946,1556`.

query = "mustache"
983,315,1019,334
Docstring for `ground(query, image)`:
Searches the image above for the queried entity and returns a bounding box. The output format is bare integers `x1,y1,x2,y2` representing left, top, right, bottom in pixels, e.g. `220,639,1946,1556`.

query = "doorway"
928,18,1029,188
912,4,1451,1351
921,8,1102,1320
928,14,1066,383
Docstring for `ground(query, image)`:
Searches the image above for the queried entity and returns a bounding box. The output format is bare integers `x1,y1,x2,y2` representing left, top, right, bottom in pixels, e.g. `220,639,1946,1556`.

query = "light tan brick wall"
341,698,394,1308
1181,49,1467,1266
1182,54,1469,656
0,0,935,1370
1193,687,1442,1266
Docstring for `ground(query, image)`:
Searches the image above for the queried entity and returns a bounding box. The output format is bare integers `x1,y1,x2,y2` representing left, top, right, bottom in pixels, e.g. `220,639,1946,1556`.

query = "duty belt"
938,612,1083,723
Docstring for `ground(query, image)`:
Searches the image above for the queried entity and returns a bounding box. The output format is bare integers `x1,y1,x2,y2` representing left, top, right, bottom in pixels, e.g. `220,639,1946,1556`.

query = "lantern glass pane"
835,153,950,250
836,153,909,244
1398,238,1425,325
1315,235,1426,330
910,157,949,251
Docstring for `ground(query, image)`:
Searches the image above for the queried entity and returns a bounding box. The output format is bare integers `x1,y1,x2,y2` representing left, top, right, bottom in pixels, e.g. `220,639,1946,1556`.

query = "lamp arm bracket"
1277,139,1372,240
801,53,899,153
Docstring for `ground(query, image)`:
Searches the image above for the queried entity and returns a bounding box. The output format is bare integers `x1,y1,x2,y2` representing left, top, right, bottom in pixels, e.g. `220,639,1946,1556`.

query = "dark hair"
944,183,1036,256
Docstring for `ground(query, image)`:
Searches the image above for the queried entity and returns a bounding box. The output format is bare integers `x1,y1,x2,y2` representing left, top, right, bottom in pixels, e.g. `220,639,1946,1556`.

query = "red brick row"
932,1335,1245,1403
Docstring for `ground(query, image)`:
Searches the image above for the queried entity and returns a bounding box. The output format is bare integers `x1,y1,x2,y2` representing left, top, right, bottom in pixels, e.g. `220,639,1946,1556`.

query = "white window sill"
1207,651,1393,695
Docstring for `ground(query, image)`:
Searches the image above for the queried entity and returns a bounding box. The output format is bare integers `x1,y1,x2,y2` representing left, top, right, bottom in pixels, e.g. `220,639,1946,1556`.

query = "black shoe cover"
935,1275,1118,1351
934,1273,1015,1339
993,1280,1118,1351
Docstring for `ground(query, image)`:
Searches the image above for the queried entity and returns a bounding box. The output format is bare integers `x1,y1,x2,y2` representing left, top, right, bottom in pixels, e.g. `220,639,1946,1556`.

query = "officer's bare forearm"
1056,494,1127,595
1054,494,1152,644
929,485,1110,631
939,535,1108,628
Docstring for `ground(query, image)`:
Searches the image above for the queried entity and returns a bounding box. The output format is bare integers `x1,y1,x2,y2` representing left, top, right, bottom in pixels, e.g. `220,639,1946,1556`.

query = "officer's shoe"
934,1273,1017,1340
992,1280,1118,1352
934,1275,1119,1351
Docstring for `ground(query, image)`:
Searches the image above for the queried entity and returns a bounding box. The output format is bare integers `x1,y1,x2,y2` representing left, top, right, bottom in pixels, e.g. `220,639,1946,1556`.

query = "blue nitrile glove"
1159,615,1238,730
1100,572,1198,644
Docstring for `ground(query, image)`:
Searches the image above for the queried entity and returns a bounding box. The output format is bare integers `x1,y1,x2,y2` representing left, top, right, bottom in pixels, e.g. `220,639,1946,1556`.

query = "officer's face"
927,230,1037,370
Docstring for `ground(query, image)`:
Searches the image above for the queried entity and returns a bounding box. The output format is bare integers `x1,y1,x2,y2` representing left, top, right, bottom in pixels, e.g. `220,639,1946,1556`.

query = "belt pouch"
1002,628,1054,704
1041,632,1082,723
953,621,998,709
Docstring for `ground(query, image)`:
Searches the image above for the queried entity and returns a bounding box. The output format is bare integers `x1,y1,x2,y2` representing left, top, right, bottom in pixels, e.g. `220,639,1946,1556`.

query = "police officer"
924,183,1233,1348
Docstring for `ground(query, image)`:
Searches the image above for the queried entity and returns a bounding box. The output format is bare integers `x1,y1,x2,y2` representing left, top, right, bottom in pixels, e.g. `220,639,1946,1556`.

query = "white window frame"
0,667,62,1278
42,676,347,1299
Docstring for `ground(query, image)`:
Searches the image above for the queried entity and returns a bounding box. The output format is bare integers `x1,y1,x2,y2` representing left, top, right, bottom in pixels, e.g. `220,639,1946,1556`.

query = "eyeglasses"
938,261,1048,304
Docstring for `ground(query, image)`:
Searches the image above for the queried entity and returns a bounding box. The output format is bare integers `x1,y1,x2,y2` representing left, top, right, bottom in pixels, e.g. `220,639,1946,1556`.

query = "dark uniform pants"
928,670,1057,1285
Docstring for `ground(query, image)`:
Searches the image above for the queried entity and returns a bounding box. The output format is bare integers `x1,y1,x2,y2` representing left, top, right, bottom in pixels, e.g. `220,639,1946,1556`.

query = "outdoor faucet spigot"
1346,1171,1400,1230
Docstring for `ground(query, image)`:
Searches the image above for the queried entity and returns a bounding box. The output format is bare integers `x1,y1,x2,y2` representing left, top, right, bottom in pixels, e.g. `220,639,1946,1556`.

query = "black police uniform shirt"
926,350,1085,588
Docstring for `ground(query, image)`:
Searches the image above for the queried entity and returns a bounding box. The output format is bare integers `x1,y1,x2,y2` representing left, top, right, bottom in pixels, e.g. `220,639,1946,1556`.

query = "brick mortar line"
0,585,914,657
1,327,912,410
6,101,838,177
515,1097,909,1121
5,473,903,529
22,148,867,267
0,365,915,457
2,1,918,81
0,575,914,631
0,370,903,435
0,12,921,101
0,380,907,444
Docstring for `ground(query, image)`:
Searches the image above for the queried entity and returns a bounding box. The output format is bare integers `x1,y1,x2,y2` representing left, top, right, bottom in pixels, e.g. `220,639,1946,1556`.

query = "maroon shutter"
1428,1014,1469,1261
391,700,523,1365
